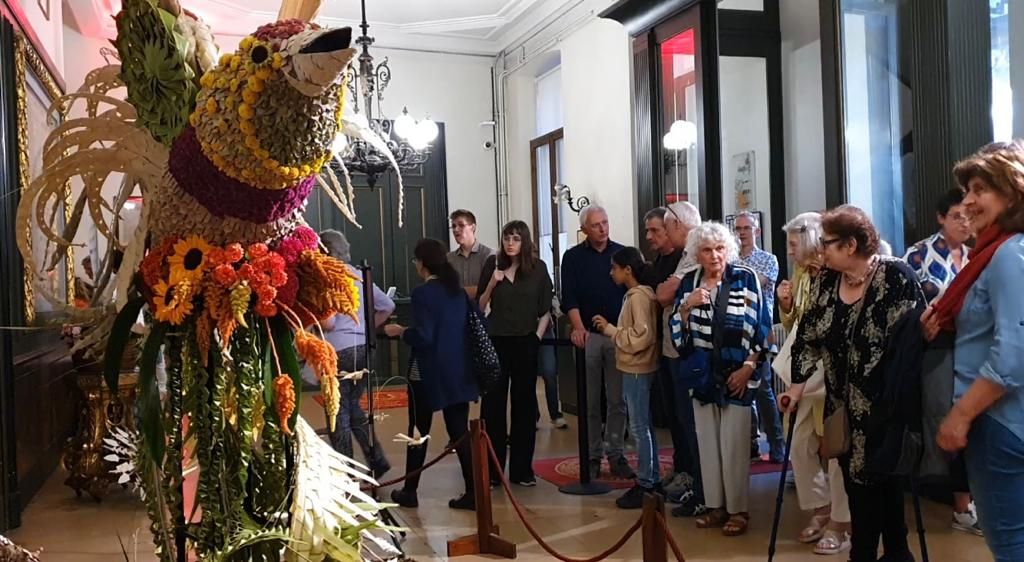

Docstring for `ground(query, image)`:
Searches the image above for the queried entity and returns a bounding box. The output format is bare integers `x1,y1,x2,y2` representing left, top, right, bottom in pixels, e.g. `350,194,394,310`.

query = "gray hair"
664,201,701,229
734,211,760,230
579,204,608,228
879,240,892,256
319,229,351,262
782,212,823,264
685,221,739,265
644,207,668,223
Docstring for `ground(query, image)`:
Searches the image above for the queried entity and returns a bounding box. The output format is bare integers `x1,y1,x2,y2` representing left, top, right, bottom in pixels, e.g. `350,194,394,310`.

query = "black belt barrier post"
558,344,610,496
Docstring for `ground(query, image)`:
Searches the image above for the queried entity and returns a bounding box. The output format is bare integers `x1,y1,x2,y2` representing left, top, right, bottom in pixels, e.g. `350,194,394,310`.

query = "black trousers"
842,461,911,562
401,381,472,494
656,357,688,474
482,335,539,482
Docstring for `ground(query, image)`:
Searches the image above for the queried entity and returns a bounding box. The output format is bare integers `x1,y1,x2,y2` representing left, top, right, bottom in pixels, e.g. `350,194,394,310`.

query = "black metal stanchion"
558,344,610,496
358,262,405,551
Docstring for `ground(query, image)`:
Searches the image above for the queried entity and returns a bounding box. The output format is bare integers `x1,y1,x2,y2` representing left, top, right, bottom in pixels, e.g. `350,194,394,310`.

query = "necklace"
843,255,878,287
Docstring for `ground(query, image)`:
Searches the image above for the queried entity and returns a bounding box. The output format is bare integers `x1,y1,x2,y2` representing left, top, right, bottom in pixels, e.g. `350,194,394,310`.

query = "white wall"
780,0,827,218
500,18,635,247
13,0,64,73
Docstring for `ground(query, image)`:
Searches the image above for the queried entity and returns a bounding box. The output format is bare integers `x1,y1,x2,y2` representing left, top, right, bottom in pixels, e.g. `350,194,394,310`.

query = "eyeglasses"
819,237,843,247
946,213,970,224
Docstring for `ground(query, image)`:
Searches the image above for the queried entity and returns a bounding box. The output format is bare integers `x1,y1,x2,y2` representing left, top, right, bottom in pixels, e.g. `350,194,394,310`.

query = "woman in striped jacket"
670,221,771,537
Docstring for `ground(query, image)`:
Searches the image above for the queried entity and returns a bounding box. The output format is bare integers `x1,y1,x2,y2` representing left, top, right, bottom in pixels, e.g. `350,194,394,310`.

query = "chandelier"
337,0,438,188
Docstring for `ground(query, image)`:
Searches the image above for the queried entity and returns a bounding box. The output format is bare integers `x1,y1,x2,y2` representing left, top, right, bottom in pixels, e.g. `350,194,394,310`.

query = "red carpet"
534,449,788,489
311,388,409,411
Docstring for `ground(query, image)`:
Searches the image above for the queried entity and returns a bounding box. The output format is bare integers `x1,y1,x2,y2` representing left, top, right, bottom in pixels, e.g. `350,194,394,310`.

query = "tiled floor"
7,389,993,561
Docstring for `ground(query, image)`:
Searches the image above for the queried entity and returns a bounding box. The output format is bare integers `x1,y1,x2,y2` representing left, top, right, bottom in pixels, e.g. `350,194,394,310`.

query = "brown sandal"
695,508,729,529
723,512,750,536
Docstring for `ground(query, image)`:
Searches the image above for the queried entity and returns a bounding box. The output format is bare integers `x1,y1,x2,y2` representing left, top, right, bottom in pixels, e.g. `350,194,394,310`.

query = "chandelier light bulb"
417,118,439,142
393,107,416,139
408,128,431,150
664,120,698,150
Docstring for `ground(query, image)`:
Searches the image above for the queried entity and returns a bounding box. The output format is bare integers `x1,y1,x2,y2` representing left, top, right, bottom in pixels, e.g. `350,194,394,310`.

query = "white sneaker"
553,417,568,429
952,502,984,536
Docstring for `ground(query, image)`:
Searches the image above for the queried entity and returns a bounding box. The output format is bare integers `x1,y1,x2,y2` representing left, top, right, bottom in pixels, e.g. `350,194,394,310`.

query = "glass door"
658,16,702,211
530,129,568,288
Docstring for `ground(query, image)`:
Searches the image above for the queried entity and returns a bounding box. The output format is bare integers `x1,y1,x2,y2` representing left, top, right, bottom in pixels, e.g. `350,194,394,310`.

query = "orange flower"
294,329,336,381
248,243,269,259
140,237,177,290
295,251,360,321
213,264,238,287
274,375,296,435
223,243,244,264
322,373,340,433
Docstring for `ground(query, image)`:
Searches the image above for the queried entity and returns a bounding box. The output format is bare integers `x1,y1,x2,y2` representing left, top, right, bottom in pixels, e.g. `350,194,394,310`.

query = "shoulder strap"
709,269,732,368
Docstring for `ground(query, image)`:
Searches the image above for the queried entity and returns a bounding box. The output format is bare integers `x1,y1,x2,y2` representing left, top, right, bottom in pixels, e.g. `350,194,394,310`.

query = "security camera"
483,140,495,150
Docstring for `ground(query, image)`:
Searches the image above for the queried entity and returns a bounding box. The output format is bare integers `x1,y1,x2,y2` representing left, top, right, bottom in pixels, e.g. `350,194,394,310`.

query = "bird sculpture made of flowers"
15,0,402,560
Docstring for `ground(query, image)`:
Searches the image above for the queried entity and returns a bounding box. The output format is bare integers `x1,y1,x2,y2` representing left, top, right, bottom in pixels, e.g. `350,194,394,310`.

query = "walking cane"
768,395,798,562
910,475,930,562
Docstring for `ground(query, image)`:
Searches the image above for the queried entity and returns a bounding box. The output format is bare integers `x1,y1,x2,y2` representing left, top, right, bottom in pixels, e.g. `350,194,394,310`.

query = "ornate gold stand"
61,369,138,501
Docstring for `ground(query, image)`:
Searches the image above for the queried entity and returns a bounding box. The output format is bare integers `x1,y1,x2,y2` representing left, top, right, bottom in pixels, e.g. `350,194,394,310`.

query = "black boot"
390,443,428,508
448,436,476,511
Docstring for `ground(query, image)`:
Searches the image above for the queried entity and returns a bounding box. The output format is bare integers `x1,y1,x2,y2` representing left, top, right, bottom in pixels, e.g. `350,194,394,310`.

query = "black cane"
910,475,930,562
768,395,798,562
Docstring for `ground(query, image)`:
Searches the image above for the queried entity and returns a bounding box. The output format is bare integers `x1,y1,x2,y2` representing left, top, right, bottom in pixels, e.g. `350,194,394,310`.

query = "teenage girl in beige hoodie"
593,247,661,509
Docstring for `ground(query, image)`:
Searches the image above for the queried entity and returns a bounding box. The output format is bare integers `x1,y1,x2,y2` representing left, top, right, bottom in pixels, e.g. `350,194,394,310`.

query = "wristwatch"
742,360,756,370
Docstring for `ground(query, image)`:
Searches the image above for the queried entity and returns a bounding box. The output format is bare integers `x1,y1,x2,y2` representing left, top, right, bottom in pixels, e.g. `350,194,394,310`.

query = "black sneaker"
448,492,476,511
609,457,636,479
670,490,707,517
390,488,418,508
615,484,655,509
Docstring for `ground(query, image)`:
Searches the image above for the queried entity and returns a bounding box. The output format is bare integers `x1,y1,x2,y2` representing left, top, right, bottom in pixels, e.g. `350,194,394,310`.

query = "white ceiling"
67,0,582,55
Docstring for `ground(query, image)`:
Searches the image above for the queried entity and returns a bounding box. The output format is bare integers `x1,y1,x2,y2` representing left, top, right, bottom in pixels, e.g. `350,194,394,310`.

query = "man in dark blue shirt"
561,205,632,479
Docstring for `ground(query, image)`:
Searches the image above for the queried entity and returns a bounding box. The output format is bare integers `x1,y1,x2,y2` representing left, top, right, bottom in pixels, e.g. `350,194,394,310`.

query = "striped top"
669,263,770,365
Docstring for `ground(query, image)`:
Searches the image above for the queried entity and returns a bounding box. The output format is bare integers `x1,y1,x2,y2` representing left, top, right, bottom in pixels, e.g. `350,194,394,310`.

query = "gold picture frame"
13,31,73,324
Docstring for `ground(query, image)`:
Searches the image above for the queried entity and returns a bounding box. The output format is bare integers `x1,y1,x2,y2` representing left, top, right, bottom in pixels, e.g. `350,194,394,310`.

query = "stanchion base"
558,480,612,496
447,533,517,558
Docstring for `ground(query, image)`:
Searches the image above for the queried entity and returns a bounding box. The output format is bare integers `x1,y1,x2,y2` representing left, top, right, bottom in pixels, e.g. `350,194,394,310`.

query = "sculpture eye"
250,45,270,65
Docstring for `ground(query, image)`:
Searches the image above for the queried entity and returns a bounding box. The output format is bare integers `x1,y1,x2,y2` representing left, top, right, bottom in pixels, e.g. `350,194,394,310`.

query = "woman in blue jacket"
384,238,480,511
925,140,1024,562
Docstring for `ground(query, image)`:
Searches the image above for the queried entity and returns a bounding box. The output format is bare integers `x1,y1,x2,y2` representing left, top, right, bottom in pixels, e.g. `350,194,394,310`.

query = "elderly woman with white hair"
774,213,852,555
669,221,771,536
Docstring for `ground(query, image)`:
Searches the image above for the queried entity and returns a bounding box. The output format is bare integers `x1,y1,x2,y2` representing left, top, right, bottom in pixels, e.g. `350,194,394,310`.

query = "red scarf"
932,224,1015,331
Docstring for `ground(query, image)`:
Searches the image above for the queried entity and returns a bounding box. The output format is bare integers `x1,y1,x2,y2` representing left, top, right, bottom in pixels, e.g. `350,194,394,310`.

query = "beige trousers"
789,395,851,523
693,399,751,514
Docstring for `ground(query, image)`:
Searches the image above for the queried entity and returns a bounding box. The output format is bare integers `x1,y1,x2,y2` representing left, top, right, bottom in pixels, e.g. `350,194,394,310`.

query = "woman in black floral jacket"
780,206,925,562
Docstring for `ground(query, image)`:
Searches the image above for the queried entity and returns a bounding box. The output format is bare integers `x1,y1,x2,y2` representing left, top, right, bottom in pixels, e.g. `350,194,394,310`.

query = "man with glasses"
903,187,980,536
561,205,633,479
733,211,785,464
447,209,494,299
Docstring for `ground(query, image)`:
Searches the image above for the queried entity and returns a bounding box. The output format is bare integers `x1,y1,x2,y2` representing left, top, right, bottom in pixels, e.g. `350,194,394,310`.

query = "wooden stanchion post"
447,419,516,558
642,493,667,562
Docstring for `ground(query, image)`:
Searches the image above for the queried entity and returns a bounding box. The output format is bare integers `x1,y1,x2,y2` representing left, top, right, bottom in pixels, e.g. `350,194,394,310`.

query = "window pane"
535,144,554,276
991,0,1017,141
840,3,910,256
718,0,764,11
660,28,700,211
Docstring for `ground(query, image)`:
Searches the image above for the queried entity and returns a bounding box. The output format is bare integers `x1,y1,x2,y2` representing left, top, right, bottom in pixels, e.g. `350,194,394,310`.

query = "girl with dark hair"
476,221,553,486
594,247,660,508
384,238,480,510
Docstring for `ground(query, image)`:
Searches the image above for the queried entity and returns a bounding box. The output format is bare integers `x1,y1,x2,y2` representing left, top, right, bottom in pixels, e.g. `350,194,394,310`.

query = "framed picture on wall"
13,32,73,324
731,150,756,211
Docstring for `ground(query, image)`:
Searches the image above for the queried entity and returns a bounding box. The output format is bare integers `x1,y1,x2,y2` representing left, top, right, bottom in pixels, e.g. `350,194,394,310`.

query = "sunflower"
168,236,214,285
153,279,196,325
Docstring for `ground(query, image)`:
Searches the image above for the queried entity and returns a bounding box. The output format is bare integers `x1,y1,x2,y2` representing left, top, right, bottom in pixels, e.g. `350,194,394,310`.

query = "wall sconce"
552,183,590,214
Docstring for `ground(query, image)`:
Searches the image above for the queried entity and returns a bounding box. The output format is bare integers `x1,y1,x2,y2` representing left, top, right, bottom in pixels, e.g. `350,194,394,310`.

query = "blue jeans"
669,358,704,501
331,346,388,471
965,414,1024,562
623,373,659,488
537,327,563,420
751,363,785,460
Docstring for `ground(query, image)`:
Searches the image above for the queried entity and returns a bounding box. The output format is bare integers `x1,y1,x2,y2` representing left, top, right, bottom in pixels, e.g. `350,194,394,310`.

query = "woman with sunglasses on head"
384,239,480,511
476,221,553,486
780,206,925,562
925,141,1024,562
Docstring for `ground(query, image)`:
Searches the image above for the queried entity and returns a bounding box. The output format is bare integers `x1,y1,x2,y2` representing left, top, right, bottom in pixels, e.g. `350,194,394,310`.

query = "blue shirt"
954,234,1024,443
737,247,779,313
560,240,626,332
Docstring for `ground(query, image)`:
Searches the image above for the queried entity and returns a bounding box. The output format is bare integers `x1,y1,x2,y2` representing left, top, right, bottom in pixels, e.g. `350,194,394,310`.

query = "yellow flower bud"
255,67,272,81
245,135,260,149
239,36,254,50
229,79,240,92
230,56,242,70
239,120,255,135
247,79,265,93
242,89,259,105
219,53,232,67
238,104,254,119
271,53,284,70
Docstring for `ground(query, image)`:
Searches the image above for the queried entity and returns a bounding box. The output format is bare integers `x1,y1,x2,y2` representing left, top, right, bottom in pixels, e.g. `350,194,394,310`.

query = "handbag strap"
707,269,732,372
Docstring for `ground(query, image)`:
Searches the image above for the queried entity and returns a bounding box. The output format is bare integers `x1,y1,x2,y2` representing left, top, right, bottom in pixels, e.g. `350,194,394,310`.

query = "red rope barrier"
656,512,686,562
483,433,642,562
362,432,471,490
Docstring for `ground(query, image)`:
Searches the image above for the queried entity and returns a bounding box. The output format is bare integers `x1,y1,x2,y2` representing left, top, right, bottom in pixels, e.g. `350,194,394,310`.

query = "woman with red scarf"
923,140,1024,562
